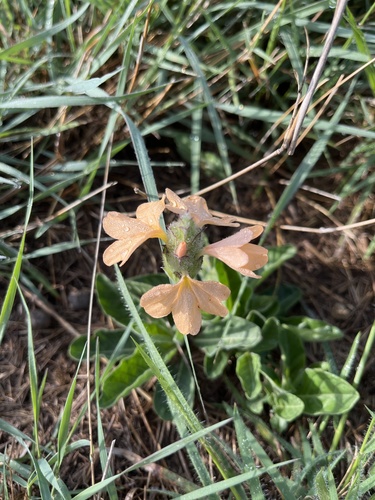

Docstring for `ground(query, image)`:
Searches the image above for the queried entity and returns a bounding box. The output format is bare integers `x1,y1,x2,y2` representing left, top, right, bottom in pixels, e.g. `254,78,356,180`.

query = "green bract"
163,213,204,280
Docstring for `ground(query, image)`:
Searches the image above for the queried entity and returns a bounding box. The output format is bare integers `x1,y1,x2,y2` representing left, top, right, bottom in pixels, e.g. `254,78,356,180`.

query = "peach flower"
165,188,239,228
202,226,268,279
103,197,167,266
140,275,230,335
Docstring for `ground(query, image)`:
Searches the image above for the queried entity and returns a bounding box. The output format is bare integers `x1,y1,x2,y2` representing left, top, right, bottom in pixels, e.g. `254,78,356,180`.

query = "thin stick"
0,182,116,239
210,210,375,234
127,2,153,94
20,286,80,337
194,55,375,199
86,135,114,486
287,0,349,154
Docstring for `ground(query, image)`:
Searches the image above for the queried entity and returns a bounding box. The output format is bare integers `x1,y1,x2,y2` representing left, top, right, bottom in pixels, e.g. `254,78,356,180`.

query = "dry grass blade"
287,0,349,153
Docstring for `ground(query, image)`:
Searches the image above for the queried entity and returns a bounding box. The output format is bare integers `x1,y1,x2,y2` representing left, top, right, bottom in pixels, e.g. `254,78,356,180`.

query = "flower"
103,196,167,266
202,226,268,279
140,275,230,335
165,188,239,227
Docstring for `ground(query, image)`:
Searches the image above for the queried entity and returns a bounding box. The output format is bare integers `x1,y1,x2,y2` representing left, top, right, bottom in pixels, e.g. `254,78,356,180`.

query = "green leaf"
252,317,280,353
271,391,305,422
295,368,360,416
264,283,302,316
154,359,195,421
96,274,169,326
236,352,262,401
100,344,177,408
96,273,131,325
133,273,170,287
214,259,242,310
282,317,343,342
247,294,279,316
69,329,136,360
100,347,149,407
279,328,306,388
261,366,305,422
193,316,262,355
262,370,304,422
247,397,265,415
204,351,229,380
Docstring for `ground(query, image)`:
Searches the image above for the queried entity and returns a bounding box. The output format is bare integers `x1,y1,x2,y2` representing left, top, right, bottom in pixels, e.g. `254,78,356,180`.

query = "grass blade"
0,152,34,344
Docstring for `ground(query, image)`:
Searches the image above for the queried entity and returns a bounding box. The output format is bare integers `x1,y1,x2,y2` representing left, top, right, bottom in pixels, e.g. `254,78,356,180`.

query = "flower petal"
189,278,230,317
183,195,239,227
236,268,260,279
164,189,186,215
205,226,263,249
136,196,167,235
203,246,249,267
173,277,230,335
103,232,152,266
172,278,202,335
140,283,177,318
165,189,239,227
241,244,269,270
202,227,268,278
103,203,167,266
140,275,230,335
103,211,150,239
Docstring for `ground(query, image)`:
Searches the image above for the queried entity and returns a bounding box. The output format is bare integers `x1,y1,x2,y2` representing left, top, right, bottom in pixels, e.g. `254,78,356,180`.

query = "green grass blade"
124,417,233,474
190,81,203,193
0,155,34,344
315,468,339,500
56,346,86,470
113,266,214,487
177,460,296,500
345,7,375,95
38,458,71,500
232,407,265,500
0,4,90,61
134,341,217,493
18,287,41,458
179,36,237,203
95,340,118,499
125,114,161,202
232,420,295,499
330,321,375,453
0,420,50,498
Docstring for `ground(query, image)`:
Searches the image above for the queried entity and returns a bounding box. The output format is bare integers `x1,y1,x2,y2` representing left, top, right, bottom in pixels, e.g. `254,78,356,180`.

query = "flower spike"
140,275,230,335
103,196,167,267
203,226,268,278
165,188,239,227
